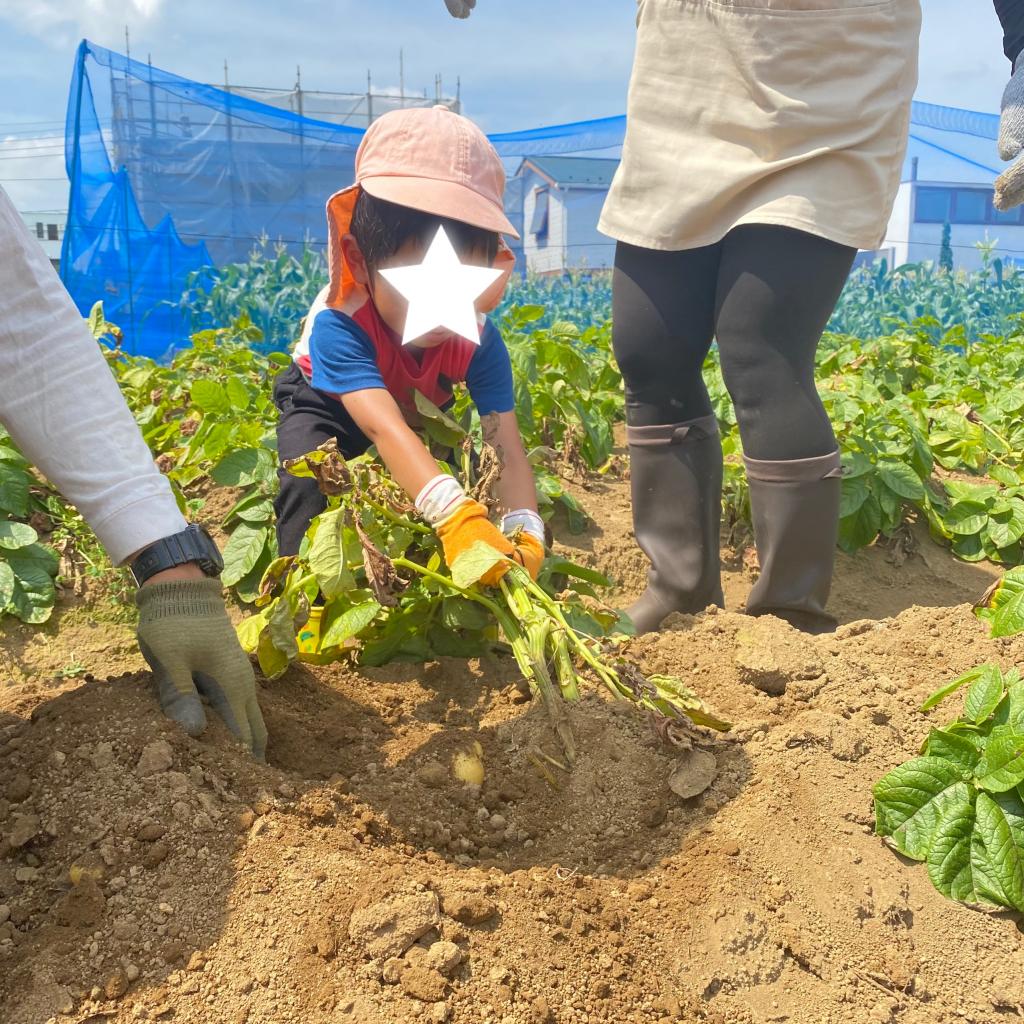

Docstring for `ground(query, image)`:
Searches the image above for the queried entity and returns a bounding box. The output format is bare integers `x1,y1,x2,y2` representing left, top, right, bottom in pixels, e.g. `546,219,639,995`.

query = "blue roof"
905,101,1003,185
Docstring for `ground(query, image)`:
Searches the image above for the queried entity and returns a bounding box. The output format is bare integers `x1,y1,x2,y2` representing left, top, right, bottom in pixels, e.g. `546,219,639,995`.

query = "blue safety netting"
60,41,625,358
62,40,1008,358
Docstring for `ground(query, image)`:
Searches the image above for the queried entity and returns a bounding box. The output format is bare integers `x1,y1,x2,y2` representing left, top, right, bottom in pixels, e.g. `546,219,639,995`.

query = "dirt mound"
2,472,1023,1024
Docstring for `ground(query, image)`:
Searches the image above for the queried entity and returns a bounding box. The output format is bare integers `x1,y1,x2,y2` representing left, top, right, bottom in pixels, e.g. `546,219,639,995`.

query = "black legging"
611,224,856,461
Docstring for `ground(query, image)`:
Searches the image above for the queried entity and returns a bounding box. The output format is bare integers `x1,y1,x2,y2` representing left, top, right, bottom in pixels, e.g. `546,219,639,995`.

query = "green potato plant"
873,567,1024,912
237,435,730,766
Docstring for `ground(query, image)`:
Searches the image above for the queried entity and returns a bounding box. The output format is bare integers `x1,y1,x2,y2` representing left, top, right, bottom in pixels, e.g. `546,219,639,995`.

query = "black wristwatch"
129,524,224,587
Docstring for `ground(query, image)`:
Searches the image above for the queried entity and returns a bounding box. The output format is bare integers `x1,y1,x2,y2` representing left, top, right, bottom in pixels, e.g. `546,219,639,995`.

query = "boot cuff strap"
743,450,842,483
627,415,720,448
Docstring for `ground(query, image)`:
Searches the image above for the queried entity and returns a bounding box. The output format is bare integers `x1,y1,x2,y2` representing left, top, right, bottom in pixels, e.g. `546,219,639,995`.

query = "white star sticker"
379,225,503,346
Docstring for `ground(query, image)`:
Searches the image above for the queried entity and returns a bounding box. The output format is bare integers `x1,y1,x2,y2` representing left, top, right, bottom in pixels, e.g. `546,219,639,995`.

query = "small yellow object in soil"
452,742,485,786
69,862,103,887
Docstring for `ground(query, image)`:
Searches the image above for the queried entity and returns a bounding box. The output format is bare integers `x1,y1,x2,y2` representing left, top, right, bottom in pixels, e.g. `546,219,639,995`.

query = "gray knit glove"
444,0,475,17
137,579,268,760
996,59,1024,210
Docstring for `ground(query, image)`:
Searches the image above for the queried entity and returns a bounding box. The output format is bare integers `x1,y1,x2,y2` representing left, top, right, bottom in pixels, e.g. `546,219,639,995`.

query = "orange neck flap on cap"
324,184,516,316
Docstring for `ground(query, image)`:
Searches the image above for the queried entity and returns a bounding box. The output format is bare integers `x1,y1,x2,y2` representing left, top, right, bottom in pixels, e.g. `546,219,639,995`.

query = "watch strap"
130,525,222,586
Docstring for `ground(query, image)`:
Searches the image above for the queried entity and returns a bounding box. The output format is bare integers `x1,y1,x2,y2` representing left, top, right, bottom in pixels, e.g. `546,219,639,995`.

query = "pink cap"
355,105,519,239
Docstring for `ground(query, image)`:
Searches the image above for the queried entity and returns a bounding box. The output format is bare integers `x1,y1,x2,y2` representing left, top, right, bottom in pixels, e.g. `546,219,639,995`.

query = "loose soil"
2,470,1022,1024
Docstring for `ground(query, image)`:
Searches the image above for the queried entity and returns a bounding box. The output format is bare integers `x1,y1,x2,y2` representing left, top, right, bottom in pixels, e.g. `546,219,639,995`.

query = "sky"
0,0,1011,217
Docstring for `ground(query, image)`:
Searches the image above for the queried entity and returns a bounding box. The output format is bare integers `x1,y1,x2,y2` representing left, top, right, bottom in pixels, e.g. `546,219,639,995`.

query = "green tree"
939,221,954,274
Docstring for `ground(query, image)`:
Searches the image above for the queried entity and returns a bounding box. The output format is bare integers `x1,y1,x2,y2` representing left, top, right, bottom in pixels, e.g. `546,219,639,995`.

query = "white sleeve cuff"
415,474,467,526
500,509,545,543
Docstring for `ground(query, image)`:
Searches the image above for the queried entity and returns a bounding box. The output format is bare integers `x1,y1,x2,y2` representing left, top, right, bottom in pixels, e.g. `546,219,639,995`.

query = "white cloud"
0,0,165,49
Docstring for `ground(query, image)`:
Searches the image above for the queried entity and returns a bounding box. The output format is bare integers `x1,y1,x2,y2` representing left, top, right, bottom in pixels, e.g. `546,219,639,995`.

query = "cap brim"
361,174,520,240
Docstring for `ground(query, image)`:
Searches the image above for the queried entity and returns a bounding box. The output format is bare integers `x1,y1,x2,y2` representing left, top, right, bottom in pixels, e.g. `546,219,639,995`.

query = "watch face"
191,524,224,574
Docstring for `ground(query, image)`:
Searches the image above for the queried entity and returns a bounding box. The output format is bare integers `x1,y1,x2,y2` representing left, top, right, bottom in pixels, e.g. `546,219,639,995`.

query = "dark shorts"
272,364,371,557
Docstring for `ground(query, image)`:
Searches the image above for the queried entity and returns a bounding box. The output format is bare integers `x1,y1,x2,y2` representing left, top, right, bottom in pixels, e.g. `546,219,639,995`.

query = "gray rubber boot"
743,450,843,634
624,415,724,634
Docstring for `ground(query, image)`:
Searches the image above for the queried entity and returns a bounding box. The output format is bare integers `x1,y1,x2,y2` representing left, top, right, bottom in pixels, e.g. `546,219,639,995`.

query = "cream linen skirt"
599,0,923,252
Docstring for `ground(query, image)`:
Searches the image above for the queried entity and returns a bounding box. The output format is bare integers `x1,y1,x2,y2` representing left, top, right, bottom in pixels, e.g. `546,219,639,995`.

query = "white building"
508,103,1024,276
1,132,67,270
514,156,620,275
19,213,65,266
873,102,1024,272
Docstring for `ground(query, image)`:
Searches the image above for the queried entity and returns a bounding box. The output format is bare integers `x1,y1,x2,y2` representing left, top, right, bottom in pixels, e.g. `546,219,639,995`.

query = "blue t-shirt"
305,309,515,417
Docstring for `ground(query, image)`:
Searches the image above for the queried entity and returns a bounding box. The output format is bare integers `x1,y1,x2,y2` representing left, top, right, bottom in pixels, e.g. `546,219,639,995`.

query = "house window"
952,189,988,224
530,188,549,246
35,222,44,239
46,223,59,241
916,186,1024,226
915,187,952,223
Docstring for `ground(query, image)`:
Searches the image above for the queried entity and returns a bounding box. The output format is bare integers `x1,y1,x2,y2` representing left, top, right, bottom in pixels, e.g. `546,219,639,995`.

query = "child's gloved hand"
444,0,476,17
511,533,545,581
435,499,516,586
501,509,546,581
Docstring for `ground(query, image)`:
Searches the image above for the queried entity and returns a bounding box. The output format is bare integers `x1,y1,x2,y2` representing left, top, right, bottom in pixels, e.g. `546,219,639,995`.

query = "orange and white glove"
500,509,546,580
417,476,545,584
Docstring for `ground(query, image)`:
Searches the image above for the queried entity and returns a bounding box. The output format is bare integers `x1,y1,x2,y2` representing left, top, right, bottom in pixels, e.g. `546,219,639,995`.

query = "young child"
273,105,545,608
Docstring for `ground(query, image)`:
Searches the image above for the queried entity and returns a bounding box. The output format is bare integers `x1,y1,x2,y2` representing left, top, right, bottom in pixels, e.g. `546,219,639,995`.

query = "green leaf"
236,610,269,653
1006,682,1024,733
944,500,990,536
839,475,870,517
926,786,981,902
0,560,14,609
558,490,588,534
359,606,431,666
427,623,491,658
988,500,1024,550
414,390,466,448
441,595,491,632
190,379,230,415
5,542,59,624
222,524,270,587
976,567,1024,638
233,546,275,605
544,560,611,588
922,665,987,711
451,540,507,588
0,463,30,517
974,732,1024,792
877,460,925,501
266,593,300,663
0,521,38,550
307,508,354,599
923,728,982,777
840,451,874,480
257,630,290,679
225,376,249,409
964,665,1006,724
873,756,969,859
990,464,1022,488
972,791,1024,911
233,498,275,525
838,492,882,552
212,448,275,487
321,600,381,649
952,532,986,562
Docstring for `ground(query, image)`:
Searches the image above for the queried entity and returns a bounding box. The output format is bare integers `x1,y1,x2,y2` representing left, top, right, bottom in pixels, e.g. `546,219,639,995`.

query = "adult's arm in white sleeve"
0,187,186,564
